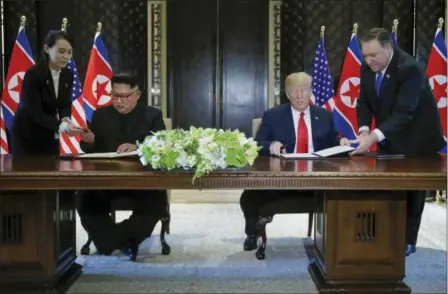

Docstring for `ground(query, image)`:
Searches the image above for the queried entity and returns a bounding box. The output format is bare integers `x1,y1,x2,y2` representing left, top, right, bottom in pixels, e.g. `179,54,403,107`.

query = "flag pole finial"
320,25,325,39
392,19,399,32
438,18,444,29
353,23,358,35
61,17,68,32
97,22,102,33
20,15,26,28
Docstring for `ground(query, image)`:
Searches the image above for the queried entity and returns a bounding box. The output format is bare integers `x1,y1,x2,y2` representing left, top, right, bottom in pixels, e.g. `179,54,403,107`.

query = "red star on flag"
10,75,24,97
341,80,360,106
95,79,109,99
432,79,447,102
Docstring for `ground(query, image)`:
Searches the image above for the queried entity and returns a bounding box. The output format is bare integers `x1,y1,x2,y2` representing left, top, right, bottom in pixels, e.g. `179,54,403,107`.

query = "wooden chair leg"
255,216,273,260
307,212,313,237
160,215,171,255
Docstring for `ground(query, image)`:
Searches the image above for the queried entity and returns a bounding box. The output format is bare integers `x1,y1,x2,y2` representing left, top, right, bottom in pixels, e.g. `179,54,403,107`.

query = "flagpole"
61,17,68,32
392,19,399,39
97,22,102,34
320,25,325,39
438,17,444,30
353,23,358,35
0,1,4,87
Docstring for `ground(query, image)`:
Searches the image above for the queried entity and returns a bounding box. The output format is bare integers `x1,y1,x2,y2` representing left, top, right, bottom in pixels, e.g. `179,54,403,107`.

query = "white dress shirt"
291,106,314,153
358,51,394,142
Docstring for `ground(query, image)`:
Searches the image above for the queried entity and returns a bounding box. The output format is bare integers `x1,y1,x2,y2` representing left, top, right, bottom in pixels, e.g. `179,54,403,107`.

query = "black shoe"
244,234,259,251
122,238,139,261
405,244,416,257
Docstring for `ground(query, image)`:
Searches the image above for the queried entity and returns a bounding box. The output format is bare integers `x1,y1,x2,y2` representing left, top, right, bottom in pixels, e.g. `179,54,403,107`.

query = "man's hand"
81,130,95,144
359,130,370,138
269,141,285,156
350,132,378,155
117,143,137,153
339,137,351,146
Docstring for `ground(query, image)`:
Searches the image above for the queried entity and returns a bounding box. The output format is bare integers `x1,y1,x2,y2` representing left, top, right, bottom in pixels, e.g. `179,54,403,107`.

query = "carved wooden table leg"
0,190,82,293
307,190,410,293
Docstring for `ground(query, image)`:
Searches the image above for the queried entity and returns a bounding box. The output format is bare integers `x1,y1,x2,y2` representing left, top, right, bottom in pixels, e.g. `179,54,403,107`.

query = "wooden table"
0,154,446,293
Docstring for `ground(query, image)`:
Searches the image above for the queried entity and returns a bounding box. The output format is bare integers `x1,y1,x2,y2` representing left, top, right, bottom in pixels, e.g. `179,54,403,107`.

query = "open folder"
279,145,355,159
57,150,138,160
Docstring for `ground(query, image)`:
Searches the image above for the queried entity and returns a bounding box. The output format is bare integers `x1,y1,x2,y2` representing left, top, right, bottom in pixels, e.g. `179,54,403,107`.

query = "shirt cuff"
372,128,385,142
59,121,68,133
358,126,370,134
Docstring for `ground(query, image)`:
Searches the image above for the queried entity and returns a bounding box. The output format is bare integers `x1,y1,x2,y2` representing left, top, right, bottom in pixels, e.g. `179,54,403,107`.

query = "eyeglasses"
110,91,137,102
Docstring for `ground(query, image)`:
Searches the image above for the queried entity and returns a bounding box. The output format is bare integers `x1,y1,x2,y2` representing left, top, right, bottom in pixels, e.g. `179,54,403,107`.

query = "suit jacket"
356,49,445,156
255,104,340,156
81,103,166,153
11,63,73,156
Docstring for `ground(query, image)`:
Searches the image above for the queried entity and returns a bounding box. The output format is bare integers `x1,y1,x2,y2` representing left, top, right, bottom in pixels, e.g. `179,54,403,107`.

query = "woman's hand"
66,122,83,136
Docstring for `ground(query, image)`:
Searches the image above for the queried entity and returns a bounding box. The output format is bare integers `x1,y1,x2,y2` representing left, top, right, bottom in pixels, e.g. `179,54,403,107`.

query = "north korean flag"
82,32,113,121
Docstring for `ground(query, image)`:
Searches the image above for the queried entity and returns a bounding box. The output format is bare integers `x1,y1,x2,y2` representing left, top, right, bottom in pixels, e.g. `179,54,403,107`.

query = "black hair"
111,73,139,89
38,30,73,69
359,28,392,47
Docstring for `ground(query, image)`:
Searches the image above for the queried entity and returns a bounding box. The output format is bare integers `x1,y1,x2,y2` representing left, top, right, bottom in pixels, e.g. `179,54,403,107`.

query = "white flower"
137,127,261,181
151,155,161,163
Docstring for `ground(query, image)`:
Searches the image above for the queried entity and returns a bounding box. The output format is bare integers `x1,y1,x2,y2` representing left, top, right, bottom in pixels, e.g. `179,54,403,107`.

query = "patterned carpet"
69,202,447,293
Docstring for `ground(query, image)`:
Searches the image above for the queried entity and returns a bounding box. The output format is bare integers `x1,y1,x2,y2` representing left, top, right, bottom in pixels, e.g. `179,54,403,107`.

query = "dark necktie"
375,72,383,97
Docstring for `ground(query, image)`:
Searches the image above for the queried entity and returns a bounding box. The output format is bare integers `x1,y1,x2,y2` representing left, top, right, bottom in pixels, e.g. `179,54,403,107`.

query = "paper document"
280,145,355,159
76,151,138,159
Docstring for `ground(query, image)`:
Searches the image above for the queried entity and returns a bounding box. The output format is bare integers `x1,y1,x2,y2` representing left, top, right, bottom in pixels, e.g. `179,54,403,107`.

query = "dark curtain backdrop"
2,0,148,103
0,0,446,106
281,0,445,103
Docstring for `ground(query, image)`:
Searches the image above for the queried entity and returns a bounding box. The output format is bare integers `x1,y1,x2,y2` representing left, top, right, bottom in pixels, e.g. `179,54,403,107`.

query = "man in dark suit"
352,28,445,256
240,72,349,251
77,73,169,261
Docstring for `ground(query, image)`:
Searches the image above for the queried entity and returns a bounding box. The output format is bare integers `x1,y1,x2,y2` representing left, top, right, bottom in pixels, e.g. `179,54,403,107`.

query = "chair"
251,117,314,260
80,118,173,256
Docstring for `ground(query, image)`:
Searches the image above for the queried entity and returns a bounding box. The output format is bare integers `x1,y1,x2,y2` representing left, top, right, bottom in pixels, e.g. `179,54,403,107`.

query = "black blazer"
356,49,445,156
11,62,73,156
255,104,341,156
80,103,166,153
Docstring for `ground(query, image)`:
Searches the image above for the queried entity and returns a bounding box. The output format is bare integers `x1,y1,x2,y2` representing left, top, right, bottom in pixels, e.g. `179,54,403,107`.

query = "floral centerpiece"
137,127,261,181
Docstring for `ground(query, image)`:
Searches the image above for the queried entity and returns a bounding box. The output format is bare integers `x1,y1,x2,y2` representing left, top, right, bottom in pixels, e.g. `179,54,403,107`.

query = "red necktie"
296,112,308,153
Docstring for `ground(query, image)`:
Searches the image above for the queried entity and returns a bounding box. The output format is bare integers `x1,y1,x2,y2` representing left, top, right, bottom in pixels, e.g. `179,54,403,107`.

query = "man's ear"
44,44,50,54
135,89,141,100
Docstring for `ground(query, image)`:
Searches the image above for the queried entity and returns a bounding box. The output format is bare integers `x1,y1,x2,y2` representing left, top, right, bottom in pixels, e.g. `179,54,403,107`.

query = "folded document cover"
57,151,138,160
280,145,355,159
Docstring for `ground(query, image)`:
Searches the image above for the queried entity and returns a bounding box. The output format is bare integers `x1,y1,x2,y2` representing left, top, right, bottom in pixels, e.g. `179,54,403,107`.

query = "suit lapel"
58,69,71,101
44,70,57,101
378,50,399,114
378,50,398,99
309,105,320,150
283,104,296,152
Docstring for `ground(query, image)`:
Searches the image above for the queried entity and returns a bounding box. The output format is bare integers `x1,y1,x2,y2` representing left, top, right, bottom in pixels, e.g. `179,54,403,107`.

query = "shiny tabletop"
0,154,446,190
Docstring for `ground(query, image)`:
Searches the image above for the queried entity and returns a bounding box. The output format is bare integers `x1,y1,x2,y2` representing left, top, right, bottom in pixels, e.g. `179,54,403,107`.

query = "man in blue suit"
240,72,349,251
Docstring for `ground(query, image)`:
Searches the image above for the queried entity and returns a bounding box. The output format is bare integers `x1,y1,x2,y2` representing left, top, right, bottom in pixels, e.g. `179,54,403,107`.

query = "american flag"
0,103,8,154
311,36,334,111
59,57,87,155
